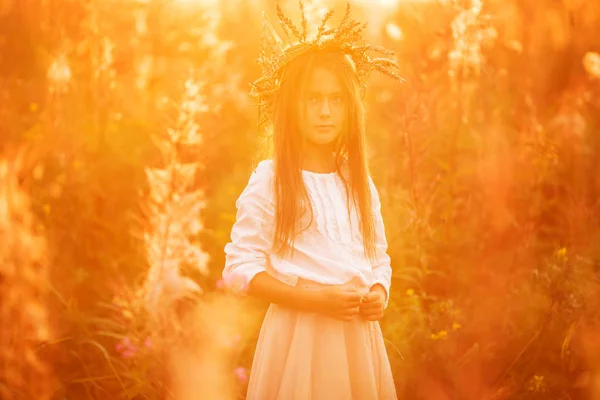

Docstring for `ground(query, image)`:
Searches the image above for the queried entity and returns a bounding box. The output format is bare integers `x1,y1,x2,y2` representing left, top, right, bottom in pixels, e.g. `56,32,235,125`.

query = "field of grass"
1,0,600,399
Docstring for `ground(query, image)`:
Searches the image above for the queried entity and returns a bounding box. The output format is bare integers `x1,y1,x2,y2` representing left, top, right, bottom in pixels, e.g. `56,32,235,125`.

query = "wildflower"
452,322,462,331
216,278,225,289
115,337,131,352
405,288,415,296
144,337,152,348
115,337,137,359
430,330,448,340
121,348,136,359
234,366,248,383
555,247,568,262
527,375,545,392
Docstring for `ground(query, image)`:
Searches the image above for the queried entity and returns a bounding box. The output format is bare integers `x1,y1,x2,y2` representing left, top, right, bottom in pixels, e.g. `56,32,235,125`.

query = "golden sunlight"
172,0,219,7
2,0,600,399
385,22,403,41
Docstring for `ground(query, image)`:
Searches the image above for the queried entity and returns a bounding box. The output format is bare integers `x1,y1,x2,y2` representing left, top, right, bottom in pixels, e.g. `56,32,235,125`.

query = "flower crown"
250,1,403,127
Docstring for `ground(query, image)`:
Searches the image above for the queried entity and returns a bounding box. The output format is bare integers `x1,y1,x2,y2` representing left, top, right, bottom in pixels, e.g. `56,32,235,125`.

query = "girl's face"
299,66,346,147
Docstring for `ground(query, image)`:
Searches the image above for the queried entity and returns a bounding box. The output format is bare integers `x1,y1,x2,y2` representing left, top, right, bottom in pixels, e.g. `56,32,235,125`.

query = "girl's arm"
223,161,361,319
248,272,318,312
368,177,393,309
249,271,362,320
223,161,276,293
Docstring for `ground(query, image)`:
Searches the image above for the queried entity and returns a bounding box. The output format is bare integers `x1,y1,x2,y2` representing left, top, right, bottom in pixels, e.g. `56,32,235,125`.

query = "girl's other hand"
359,289,384,321
309,285,362,322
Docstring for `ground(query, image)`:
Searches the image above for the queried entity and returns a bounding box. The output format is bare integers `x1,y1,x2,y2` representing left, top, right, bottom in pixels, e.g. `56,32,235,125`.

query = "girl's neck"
302,145,336,174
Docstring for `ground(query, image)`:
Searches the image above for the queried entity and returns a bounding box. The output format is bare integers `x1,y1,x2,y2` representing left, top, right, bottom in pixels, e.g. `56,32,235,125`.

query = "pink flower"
216,278,225,289
115,336,137,359
234,366,248,383
115,336,131,352
144,337,152,348
121,348,137,359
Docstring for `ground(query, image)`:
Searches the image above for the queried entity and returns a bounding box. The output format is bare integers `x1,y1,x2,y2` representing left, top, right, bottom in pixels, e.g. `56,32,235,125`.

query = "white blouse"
222,160,393,307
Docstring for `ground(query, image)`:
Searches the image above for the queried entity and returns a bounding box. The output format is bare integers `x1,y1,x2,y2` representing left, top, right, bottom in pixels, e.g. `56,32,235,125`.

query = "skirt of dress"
245,278,398,400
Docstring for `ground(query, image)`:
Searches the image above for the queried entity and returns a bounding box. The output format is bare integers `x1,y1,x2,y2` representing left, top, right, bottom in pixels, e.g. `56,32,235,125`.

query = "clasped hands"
313,283,386,322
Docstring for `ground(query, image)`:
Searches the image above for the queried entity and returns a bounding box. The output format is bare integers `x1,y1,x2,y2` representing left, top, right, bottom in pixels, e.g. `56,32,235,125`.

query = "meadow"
1,0,600,399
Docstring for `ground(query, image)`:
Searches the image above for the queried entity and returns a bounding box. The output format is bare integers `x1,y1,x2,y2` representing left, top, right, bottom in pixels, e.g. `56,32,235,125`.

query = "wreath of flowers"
250,1,403,127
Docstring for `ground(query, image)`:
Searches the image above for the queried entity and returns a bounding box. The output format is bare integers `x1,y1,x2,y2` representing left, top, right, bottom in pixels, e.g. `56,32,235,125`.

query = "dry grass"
0,0,599,398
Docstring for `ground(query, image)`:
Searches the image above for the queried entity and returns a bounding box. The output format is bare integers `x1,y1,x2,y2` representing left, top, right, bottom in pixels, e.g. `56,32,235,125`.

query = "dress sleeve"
369,177,393,309
222,161,275,294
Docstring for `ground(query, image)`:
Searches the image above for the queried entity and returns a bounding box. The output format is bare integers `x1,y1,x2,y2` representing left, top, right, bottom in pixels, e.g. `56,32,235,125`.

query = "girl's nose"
319,98,331,117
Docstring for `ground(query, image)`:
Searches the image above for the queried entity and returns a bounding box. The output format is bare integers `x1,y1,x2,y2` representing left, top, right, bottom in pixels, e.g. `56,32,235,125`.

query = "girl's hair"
267,50,376,261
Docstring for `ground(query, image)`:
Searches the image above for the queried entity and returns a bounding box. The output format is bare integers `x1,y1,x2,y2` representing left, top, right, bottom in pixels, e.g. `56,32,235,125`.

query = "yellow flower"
527,375,545,392
452,322,462,331
430,330,448,340
43,204,51,215
555,247,568,262
405,288,415,296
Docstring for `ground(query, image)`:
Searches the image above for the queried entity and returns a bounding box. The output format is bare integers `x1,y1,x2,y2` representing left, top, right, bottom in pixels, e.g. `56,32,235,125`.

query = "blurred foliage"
1,0,600,399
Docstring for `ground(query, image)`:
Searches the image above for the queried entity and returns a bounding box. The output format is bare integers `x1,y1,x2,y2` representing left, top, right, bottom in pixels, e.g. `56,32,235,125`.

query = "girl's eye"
332,96,343,104
307,96,318,103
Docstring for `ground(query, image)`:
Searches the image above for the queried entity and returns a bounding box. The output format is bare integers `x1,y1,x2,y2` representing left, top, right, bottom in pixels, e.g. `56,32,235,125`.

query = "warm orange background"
1,0,600,399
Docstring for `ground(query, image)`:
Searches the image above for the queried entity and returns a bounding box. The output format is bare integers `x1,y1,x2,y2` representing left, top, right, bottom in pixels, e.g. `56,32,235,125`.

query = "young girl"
222,5,400,399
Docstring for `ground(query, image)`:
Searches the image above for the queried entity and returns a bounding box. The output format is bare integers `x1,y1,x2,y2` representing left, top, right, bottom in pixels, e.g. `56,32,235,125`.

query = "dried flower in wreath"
250,1,404,127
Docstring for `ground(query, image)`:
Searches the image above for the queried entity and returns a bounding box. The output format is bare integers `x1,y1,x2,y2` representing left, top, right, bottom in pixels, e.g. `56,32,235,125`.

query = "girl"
223,6,399,398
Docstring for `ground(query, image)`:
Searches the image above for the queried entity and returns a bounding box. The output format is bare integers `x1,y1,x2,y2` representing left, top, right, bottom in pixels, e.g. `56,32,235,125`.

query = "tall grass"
0,149,54,400
0,0,599,398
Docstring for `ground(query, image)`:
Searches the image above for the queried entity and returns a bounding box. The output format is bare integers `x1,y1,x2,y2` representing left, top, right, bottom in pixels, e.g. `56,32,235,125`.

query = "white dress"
223,160,397,400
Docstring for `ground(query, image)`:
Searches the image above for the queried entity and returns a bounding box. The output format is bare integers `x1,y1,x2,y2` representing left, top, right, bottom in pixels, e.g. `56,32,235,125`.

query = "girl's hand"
308,286,363,322
359,287,385,321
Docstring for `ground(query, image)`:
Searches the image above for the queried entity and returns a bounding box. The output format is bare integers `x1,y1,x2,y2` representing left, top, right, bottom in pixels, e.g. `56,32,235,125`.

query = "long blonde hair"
265,51,376,261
